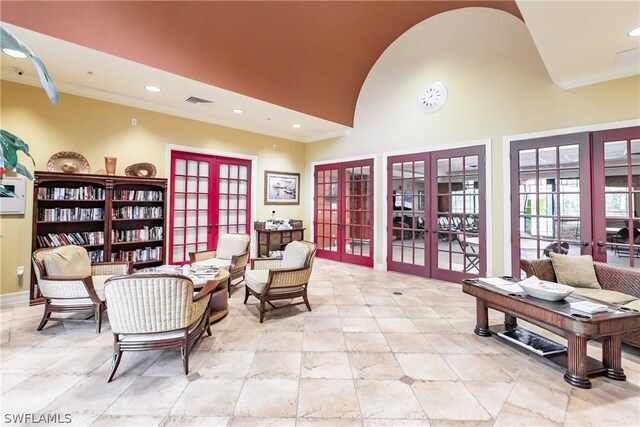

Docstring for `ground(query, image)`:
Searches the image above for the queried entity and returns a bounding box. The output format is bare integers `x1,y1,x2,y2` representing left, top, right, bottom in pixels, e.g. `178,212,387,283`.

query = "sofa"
520,258,640,347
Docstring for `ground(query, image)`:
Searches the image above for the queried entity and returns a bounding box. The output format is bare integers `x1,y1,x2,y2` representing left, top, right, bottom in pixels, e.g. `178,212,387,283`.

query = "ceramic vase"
105,157,117,175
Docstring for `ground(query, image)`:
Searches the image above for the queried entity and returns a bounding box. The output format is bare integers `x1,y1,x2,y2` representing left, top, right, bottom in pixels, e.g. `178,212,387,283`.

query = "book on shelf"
113,189,163,201
112,206,163,219
37,232,105,248
112,226,163,243
38,186,105,200
38,207,104,221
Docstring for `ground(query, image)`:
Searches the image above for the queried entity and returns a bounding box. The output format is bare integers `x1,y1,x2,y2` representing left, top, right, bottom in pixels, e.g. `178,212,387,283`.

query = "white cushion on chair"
281,241,309,269
92,275,113,290
216,234,250,260
245,270,270,293
42,246,92,277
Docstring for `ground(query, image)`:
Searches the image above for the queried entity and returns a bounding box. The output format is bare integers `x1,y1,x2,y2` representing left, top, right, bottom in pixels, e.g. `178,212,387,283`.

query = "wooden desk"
462,278,640,389
255,228,305,258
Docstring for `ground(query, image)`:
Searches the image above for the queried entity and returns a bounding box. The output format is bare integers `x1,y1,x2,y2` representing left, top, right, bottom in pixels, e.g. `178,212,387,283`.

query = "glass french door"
510,134,592,275
387,146,486,282
388,154,428,276
432,147,486,282
511,126,640,275
169,151,251,264
593,127,640,267
314,160,374,267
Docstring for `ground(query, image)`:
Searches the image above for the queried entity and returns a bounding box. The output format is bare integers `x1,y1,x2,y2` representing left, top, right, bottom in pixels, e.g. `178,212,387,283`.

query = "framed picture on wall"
0,176,27,215
264,171,300,205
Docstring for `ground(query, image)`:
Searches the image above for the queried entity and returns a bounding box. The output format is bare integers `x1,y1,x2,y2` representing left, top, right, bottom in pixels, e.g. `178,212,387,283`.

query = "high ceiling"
1,1,522,137
1,2,637,143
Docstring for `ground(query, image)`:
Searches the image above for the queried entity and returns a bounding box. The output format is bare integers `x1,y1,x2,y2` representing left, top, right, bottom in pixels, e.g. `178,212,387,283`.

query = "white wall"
305,7,640,273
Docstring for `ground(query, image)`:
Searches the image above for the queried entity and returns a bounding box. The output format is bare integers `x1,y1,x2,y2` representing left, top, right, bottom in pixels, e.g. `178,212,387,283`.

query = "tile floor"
1,259,639,426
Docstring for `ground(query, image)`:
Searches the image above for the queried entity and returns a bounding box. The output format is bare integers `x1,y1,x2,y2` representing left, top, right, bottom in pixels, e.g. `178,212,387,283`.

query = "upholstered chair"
244,240,317,322
189,233,251,294
103,273,215,382
31,245,131,333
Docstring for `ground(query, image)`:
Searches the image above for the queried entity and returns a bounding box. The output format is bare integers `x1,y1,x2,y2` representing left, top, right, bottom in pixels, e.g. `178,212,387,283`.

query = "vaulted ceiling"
1,1,523,128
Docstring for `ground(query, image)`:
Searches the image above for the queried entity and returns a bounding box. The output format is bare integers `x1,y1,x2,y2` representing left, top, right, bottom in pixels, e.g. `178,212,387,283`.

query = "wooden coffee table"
462,279,640,389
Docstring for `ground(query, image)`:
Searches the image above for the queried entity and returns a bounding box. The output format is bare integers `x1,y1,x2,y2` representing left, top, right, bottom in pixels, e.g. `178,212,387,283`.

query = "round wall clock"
417,81,448,113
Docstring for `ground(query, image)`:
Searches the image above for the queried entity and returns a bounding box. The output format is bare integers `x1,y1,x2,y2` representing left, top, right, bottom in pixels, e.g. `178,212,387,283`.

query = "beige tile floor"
1,258,639,426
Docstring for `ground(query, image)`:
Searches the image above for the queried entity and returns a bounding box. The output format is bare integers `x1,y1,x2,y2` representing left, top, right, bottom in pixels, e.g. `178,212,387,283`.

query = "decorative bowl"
519,279,575,301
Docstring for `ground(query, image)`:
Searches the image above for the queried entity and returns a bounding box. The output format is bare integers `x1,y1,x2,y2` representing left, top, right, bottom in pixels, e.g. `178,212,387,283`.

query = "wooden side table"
255,228,305,258
195,268,230,323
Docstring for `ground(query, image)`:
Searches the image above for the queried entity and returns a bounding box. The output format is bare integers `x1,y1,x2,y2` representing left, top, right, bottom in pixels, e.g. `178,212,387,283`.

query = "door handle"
580,241,591,247
596,241,605,247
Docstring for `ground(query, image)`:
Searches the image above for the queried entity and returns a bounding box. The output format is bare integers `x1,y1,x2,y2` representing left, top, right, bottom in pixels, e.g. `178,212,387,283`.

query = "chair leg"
95,304,104,334
259,299,266,323
227,277,232,297
182,344,189,375
37,306,52,331
107,347,123,383
303,290,312,312
243,286,250,304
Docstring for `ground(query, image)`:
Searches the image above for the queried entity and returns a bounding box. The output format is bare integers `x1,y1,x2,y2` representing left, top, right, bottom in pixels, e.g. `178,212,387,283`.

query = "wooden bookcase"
31,172,167,304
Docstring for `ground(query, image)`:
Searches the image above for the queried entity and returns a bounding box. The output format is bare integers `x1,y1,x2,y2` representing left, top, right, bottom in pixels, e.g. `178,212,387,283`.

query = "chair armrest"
38,275,102,303
594,262,640,297
189,250,217,263
92,261,132,275
267,267,312,288
230,251,250,271
251,258,282,270
193,279,217,302
189,296,210,325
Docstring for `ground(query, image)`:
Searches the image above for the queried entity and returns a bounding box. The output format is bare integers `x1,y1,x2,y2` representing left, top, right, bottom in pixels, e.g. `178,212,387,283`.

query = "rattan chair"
457,234,479,273
244,241,316,323
32,245,131,333
104,273,215,382
189,233,250,295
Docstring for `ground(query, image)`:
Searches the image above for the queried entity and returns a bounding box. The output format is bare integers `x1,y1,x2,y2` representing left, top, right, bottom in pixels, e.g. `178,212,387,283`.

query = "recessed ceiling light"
629,26,640,37
232,108,244,114
2,48,27,59
292,124,302,128
145,85,161,93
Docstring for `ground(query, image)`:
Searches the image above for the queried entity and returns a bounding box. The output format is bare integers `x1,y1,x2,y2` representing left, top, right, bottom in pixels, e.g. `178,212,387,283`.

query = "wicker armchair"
32,246,131,333
244,241,316,323
104,274,215,382
189,233,250,295
520,258,640,347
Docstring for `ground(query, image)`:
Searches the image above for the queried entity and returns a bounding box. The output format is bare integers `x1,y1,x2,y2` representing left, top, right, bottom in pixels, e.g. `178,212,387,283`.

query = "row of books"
112,206,163,219
38,208,104,221
114,190,163,201
88,249,104,263
38,186,105,201
112,227,163,243
111,246,163,263
36,232,104,248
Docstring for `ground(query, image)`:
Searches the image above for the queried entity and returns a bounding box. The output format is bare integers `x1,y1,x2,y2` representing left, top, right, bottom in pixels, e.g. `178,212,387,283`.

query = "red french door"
510,126,640,276
592,127,640,267
510,133,592,275
314,159,374,267
387,146,486,282
169,151,251,264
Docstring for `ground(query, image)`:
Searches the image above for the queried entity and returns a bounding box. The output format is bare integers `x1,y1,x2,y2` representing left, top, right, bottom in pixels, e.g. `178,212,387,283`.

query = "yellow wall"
0,80,306,295
304,8,640,273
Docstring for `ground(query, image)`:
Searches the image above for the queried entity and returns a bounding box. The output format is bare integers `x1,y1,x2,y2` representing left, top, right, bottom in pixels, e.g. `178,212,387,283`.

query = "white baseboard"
375,263,386,271
0,290,29,307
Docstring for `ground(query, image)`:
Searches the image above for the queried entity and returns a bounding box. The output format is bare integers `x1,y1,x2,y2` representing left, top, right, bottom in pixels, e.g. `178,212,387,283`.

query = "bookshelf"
31,172,167,303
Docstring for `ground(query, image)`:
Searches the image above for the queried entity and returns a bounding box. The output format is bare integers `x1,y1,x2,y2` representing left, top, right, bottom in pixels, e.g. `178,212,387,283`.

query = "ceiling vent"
185,95,214,105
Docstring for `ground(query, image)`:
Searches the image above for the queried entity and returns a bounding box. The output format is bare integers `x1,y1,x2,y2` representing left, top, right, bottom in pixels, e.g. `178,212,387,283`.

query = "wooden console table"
255,228,305,258
462,278,640,389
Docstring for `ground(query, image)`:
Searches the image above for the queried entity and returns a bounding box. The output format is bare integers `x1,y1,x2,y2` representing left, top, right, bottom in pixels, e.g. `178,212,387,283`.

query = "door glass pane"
187,177,197,193
187,160,198,175
186,212,196,227
559,145,579,168
175,176,186,192
538,147,557,170
175,159,187,175
199,161,209,176
604,141,627,167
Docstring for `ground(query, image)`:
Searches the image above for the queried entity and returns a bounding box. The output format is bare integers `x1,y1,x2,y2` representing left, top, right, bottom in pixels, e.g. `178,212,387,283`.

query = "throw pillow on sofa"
549,252,601,289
